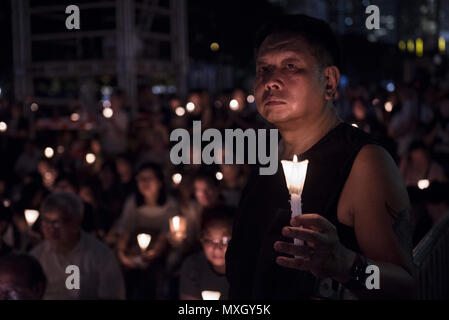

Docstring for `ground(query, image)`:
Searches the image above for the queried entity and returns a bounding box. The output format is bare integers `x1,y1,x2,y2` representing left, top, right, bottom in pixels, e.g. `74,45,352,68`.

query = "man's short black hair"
255,14,341,69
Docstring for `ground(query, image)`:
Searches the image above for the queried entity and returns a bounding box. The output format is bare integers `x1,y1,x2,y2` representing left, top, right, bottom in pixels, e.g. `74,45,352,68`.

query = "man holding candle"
226,15,416,299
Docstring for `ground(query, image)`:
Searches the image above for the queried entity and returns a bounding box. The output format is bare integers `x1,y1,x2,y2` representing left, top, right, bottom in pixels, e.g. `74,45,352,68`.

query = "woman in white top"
116,162,178,299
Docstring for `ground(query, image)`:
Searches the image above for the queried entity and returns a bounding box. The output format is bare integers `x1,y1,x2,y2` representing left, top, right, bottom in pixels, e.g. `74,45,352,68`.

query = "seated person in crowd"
0,204,13,256
53,173,97,234
219,164,247,208
179,206,234,300
399,140,447,187
413,182,449,245
116,162,178,299
0,253,47,300
181,172,224,248
31,192,125,300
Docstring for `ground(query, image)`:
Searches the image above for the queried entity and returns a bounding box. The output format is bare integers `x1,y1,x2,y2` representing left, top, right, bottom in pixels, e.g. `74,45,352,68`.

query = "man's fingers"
274,241,315,257
291,214,336,232
282,226,327,244
275,256,312,271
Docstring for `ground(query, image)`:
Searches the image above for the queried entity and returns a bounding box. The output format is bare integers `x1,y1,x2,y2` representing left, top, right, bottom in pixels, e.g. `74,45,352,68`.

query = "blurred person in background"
137,123,170,166
399,140,447,187
349,97,398,160
185,90,212,129
100,89,130,157
412,182,449,245
14,142,41,179
179,207,234,300
184,172,225,245
0,204,13,256
220,164,247,208
349,97,381,134
388,86,419,157
223,88,259,130
97,161,124,232
194,172,222,211
7,103,29,141
115,154,135,199
428,93,449,165
53,173,98,235
31,192,125,300
0,253,46,300
116,162,178,299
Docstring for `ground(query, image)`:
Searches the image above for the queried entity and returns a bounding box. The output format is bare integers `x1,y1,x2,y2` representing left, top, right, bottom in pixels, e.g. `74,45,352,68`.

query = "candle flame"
137,233,152,251
24,209,40,227
417,179,430,190
201,290,221,300
170,215,187,237
281,156,309,195
172,216,180,231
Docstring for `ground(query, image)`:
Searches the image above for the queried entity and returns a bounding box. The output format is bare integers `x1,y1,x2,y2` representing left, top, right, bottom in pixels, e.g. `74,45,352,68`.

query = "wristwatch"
342,253,370,290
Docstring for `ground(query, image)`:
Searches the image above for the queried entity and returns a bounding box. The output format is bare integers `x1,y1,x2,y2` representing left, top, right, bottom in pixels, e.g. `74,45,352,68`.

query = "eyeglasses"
201,236,231,249
41,218,64,229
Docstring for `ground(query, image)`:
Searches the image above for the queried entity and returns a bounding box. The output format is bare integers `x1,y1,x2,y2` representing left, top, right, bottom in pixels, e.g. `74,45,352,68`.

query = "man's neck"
280,104,341,159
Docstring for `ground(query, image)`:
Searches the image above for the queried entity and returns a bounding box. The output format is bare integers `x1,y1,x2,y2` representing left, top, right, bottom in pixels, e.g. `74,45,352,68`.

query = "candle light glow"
24,209,40,227
169,216,187,241
418,179,430,190
137,233,152,252
201,290,221,300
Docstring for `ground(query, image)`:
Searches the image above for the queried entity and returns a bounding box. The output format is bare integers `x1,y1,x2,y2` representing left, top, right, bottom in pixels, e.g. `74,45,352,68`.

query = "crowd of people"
0,80,448,300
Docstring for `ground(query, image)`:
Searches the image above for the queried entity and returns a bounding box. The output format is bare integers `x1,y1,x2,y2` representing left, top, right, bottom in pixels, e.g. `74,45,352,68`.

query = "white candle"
201,290,221,300
169,216,187,240
137,233,152,252
24,209,40,227
417,179,429,190
171,173,182,185
281,155,309,248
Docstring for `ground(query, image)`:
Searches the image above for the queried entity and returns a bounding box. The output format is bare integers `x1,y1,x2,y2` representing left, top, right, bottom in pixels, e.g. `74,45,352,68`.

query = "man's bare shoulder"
339,143,410,225
351,144,409,204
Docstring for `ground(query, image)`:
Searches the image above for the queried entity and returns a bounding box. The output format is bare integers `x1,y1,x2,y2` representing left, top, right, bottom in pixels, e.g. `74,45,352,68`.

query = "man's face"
254,33,327,126
201,225,231,268
194,180,218,208
41,211,80,249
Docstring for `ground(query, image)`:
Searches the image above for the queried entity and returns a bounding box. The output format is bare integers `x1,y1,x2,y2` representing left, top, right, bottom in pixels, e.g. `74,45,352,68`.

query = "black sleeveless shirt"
226,122,380,299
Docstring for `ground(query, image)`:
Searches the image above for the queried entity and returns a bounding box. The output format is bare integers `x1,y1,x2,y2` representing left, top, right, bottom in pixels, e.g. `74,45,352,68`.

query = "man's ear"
324,66,340,101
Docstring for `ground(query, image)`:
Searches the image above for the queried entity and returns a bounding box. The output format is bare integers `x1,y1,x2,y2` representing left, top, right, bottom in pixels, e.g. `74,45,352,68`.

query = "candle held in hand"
137,233,152,252
169,216,187,241
281,155,309,248
24,209,40,227
201,290,221,300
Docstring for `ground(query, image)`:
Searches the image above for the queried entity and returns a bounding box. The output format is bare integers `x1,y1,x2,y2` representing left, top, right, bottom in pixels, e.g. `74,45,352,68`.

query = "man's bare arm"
344,144,416,298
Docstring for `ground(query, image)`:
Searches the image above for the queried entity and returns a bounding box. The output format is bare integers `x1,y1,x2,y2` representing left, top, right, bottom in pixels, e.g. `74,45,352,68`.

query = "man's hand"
274,213,355,282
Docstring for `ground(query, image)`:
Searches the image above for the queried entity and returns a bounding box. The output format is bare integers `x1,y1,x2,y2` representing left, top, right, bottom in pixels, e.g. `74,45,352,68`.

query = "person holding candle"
115,162,178,299
226,14,416,299
180,206,234,300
